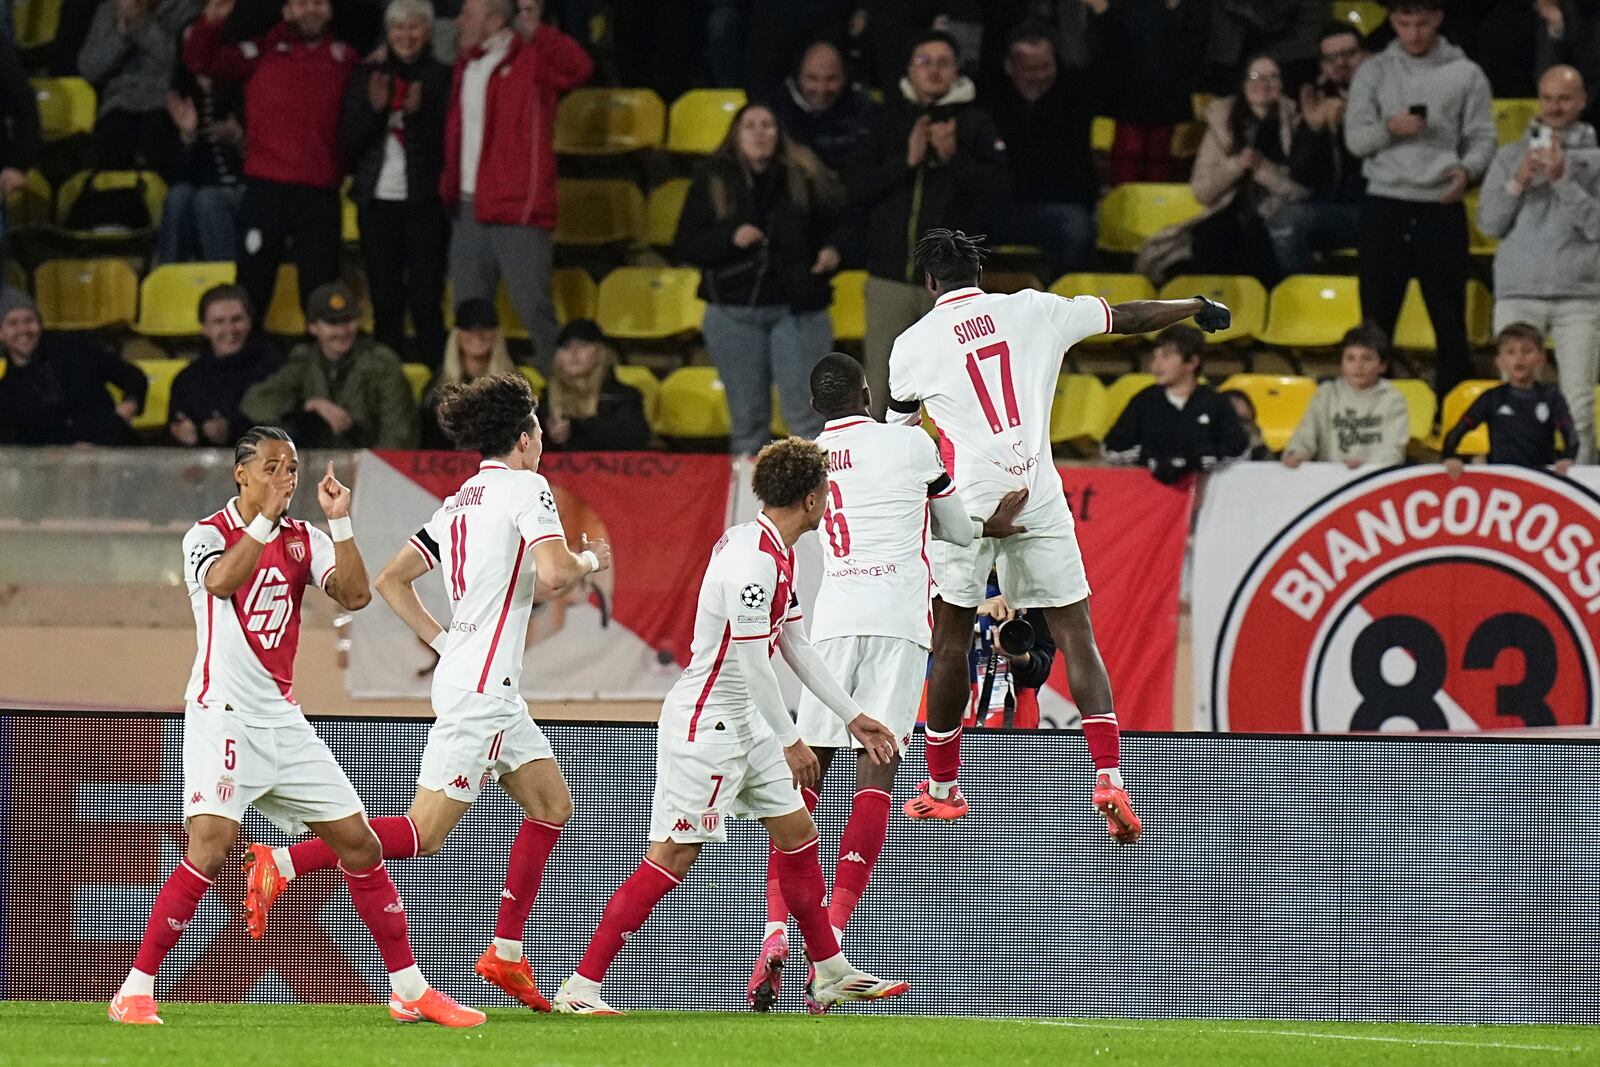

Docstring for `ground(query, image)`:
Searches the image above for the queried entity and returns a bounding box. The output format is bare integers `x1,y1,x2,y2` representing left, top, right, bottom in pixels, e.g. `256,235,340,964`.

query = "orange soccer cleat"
108,992,163,1025
389,987,487,1027
1093,773,1142,844
902,780,969,821
242,843,285,940
475,946,552,1012
746,929,789,1012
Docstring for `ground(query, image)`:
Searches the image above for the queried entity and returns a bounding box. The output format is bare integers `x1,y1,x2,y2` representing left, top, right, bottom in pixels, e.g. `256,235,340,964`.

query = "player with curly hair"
241,374,614,1013
887,228,1231,841
553,437,909,1016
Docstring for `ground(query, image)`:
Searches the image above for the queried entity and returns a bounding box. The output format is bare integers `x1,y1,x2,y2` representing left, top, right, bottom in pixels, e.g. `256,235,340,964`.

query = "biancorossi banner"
1195,463,1600,732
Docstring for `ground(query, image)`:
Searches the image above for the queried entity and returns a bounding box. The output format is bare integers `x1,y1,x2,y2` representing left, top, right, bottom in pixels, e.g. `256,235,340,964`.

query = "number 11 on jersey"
964,340,1019,435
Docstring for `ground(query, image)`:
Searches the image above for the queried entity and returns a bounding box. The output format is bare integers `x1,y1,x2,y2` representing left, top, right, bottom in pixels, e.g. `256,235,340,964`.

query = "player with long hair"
110,427,481,1027
888,229,1230,840
242,374,613,1013
553,438,909,1016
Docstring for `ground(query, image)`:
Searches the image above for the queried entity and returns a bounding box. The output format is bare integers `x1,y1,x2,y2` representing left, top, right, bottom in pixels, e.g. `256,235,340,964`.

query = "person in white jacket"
1283,325,1411,468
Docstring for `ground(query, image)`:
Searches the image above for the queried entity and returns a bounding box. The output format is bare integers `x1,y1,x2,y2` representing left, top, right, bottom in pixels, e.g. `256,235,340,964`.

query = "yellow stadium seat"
14,0,63,50
1465,188,1498,255
613,364,661,430
667,89,745,155
830,269,867,342
127,357,188,431
657,366,731,438
135,262,237,336
495,282,528,341
1050,373,1108,445
1391,378,1438,443
556,178,644,246
341,183,359,243
33,258,137,330
1172,121,1204,159
771,388,788,437
31,77,94,140
1393,279,1494,349
1049,273,1153,346
5,169,50,231
54,170,166,234
1439,379,1498,455
1259,274,1361,348
1100,372,1156,437
1091,115,1114,153
1096,183,1203,254
1158,274,1268,344
553,268,598,325
984,271,1042,294
1493,98,1538,145
5,261,25,292
401,362,431,403
1331,0,1387,35
645,178,690,247
554,88,666,155
265,264,305,335
519,365,547,396
596,267,705,340
1218,373,1317,452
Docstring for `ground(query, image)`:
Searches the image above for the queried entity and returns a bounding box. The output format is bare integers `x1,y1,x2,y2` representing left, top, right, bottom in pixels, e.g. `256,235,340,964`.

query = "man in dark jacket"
340,0,452,367
183,0,358,321
989,24,1096,274
850,29,1008,418
168,283,281,446
769,38,879,175
0,289,148,445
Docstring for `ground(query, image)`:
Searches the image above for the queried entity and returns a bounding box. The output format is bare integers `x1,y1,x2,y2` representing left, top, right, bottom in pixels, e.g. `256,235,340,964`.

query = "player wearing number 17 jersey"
887,229,1232,839
242,374,613,1014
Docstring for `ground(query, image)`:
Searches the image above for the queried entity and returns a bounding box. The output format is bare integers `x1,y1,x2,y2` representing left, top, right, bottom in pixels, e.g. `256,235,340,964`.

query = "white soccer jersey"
658,513,803,745
812,416,950,647
889,286,1110,525
407,460,567,698
183,499,337,725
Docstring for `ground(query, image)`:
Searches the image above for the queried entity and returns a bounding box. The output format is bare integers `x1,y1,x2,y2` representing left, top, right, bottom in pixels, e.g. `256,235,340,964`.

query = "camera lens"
997,617,1034,656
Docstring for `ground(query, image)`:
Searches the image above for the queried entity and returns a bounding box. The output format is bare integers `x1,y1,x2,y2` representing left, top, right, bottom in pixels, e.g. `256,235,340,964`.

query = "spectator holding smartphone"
1345,0,1495,406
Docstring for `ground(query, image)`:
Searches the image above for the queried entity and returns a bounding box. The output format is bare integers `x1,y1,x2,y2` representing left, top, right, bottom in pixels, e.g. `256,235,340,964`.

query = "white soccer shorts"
930,508,1091,610
182,708,365,836
648,728,803,844
796,635,926,751
419,683,555,803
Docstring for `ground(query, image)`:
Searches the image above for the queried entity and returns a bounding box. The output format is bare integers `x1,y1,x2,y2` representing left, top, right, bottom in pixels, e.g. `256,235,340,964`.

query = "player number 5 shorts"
182,707,365,836
420,683,555,803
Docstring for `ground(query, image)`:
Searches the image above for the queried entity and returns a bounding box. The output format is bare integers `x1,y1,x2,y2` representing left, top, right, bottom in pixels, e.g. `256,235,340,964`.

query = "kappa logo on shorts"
190,791,204,804
673,818,694,833
451,775,472,791
740,583,768,609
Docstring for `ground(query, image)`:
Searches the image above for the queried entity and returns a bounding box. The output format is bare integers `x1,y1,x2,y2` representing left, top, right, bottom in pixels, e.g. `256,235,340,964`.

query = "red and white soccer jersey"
182,498,337,723
180,500,362,833
888,286,1105,609
650,513,806,843
407,459,565,801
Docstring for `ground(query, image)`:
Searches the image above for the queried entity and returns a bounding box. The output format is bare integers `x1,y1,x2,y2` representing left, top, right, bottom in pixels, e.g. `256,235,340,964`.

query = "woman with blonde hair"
541,319,651,452
420,298,518,449
674,101,846,455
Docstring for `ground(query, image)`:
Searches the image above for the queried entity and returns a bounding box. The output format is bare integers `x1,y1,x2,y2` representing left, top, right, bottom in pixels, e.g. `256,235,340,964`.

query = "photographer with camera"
967,585,1057,731
1478,64,1600,464
1268,23,1369,275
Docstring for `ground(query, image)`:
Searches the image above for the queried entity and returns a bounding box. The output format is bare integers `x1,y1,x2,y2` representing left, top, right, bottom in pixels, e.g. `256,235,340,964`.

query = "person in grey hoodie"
1344,0,1495,405
1478,64,1600,464
1283,324,1412,468
78,0,203,171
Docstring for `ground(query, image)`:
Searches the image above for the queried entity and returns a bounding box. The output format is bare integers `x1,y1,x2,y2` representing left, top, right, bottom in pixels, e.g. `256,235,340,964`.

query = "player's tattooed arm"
376,543,446,648
1109,296,1231,335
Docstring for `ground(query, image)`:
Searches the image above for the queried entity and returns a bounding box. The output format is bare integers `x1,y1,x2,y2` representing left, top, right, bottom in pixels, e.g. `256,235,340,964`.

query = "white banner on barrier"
1193,462,1600,733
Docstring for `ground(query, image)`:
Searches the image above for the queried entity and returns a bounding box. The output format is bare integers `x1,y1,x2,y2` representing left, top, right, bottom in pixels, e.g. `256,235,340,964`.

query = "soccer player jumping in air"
747,353,1026,1011
111,427,481,1027
887,229,1231,841
554,438,909,1016
242,374,612,1013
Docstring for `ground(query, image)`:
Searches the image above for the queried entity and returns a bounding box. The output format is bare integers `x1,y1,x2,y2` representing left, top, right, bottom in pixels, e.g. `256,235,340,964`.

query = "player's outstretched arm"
1108,295,1231,336
728,636,821,788
776,628,899,765
376,544,447,649
531,533,612,592
317,463,372,611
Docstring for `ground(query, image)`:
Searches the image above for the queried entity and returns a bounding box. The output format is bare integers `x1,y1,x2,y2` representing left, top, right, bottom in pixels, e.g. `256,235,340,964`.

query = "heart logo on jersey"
740,583,767,609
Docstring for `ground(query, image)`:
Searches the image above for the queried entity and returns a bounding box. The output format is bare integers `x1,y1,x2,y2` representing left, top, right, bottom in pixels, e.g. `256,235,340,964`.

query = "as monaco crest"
1213,467,1600,731
216,775,235,802
701,811,721,835
287,538,306,563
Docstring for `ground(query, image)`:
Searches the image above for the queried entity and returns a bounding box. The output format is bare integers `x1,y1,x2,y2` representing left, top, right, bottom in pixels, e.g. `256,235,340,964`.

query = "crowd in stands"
0,0,1591,486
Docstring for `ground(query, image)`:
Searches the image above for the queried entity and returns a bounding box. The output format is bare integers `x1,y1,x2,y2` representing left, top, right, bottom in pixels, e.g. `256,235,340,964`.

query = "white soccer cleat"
806,961,910,1014
552,975,623,1016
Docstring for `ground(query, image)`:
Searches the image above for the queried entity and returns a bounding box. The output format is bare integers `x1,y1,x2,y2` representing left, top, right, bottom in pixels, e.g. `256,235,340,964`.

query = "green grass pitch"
4,1004,1599,1067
